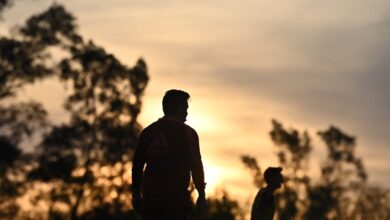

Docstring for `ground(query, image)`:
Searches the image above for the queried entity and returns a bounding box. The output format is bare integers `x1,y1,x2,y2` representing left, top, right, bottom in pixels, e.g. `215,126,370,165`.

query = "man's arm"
187,128,206,215
187,129,206,194
131,132,147,211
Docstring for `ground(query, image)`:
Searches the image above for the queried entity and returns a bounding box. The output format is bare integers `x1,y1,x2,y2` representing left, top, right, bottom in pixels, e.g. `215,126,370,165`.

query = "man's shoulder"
254,188,266,200
139,120,161,136
183,124,198,138
140,118,198,137
184,123,196,132
141,119,195,132
258,188,274,205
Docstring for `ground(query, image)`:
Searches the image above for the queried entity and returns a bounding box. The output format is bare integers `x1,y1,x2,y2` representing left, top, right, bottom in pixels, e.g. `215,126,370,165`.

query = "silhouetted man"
251,167,284,220
132,89,206,220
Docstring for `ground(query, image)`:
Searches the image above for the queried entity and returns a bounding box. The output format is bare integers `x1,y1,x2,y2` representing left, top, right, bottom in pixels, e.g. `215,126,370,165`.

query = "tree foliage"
0,0,12,14
270,120,312,220
204,191,241,220
304,126,367,220
1,3,148,219
243,120,390,220
241,155,263,188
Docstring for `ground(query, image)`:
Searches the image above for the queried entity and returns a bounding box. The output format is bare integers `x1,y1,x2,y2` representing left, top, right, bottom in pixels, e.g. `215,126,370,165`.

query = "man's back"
142,118,192,206
132,117,202,207
251,188,276,220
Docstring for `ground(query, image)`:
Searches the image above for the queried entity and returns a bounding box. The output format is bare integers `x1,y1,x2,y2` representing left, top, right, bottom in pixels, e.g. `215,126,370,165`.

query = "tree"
241,155,263,188
352,186,390,220
1,3,148,219
1,2,52,218
243,120,389,220
269,120,312,220
304,126,367,220
0,0,12,14
191,190,242,220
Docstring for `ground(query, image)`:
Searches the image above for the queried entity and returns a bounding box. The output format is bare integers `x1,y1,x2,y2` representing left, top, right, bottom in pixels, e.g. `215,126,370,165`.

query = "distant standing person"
251,167,284,220
132,89,206,220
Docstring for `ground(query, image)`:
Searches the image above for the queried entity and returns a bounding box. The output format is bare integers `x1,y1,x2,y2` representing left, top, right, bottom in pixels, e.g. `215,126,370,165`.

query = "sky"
1,0,390,201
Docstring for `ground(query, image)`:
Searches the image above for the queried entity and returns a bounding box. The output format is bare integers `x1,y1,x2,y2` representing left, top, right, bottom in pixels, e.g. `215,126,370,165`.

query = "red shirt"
132,117,205,207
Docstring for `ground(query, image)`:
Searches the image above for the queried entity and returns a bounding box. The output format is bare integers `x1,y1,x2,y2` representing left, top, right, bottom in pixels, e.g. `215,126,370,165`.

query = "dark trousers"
141,206,191,220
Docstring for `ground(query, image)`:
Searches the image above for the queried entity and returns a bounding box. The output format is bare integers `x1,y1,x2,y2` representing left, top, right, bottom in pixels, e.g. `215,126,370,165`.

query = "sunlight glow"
202,161,227,194
186,112,218,133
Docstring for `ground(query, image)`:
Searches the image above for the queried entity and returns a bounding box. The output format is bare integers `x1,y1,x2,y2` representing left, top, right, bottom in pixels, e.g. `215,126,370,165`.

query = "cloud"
4,0,390,187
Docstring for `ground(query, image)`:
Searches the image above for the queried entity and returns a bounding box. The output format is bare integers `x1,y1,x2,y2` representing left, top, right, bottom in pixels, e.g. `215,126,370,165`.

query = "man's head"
264,167,283,189
162,89,190,122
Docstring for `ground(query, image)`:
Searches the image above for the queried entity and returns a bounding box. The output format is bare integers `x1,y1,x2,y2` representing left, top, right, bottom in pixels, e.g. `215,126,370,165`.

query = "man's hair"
264,167,282,184
162,89,190,115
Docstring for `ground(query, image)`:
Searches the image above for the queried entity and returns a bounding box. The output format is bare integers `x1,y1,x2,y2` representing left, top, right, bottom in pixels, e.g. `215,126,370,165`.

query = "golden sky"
2,0,390,201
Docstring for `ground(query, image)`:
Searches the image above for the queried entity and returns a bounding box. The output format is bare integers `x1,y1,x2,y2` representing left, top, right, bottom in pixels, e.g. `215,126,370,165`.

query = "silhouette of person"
132,89,206,220
251,167,284,220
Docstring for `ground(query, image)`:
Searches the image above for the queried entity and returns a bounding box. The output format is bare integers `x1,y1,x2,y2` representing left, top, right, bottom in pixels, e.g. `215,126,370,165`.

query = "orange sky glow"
2,0,390,205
